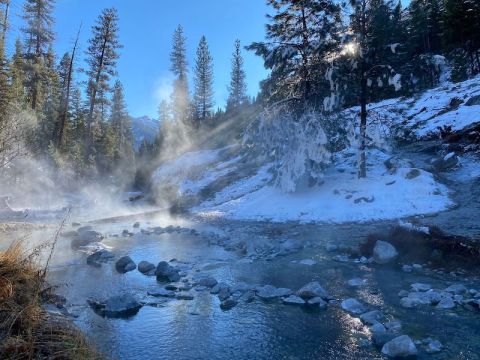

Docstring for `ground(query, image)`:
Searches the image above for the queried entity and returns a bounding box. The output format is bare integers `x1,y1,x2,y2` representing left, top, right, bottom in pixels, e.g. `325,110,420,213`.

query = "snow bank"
195,150,453,223
343,75,480,140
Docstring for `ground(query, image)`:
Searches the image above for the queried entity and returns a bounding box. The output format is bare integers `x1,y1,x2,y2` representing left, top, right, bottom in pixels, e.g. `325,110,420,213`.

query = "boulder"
71,230,104,248
444,284,468,295
115,256,136,273
360,310,384,325
373,240,398,264
86,249,114,267
133,222,140,228
282,295,305,305
192,273,218,288
436,297,455,309
175,292,194,300
148,289,175,298
424,338,443,354
341,298,367,315
88,294,142,318
138,261,156,275
347,278,367,287
155,261,181,282
410,283,432,292
296,281,330,300
307,296,328,309
371,323,396,348
381,335,417,358
257,285,292,299
220,298,238,310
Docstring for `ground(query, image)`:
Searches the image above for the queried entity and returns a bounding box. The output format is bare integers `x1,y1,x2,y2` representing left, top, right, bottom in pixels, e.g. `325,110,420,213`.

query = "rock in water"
155,261,181,282
373,241,398,264
89,294,142,318
115,256,136,273
86,249,114,267
71,230,104,248
360,310,384,325
138,261,156,275
220,299,238,310
307,297,328,309
381,335,417,358
341,298,367,315
282,295,305,305
192,273,218,288
257,285,292,299
296,282,330,300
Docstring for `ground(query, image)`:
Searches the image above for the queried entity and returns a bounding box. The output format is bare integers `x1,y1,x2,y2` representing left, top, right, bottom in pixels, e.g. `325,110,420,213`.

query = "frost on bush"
244,107,349,193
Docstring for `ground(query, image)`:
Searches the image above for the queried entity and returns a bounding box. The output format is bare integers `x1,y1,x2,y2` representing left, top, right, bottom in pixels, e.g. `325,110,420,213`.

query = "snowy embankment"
151,76,480,223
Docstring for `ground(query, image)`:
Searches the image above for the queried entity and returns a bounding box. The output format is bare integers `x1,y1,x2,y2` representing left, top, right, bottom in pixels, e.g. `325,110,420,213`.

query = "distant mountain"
130,116,160,150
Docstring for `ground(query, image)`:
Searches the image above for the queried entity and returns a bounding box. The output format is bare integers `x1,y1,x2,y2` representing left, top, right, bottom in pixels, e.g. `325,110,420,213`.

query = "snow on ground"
194,150,454,223
343,75,480,140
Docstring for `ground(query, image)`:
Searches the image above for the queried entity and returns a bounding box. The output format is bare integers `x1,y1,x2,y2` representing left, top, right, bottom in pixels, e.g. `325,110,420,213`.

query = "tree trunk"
57,24,81,149
359,60,367,179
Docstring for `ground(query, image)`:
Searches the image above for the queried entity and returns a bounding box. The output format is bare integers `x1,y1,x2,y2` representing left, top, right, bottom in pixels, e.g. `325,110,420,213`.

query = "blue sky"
6,0,270,118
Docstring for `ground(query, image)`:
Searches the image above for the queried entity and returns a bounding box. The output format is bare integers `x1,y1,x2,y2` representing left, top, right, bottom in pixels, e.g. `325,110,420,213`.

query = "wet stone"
341,298,367,315
220,298,238,310
360,310,384,325
381,335,418,359
296,282,329,300
115,256,136,273
138,261,156,275
307,297,328,309
282,295,305,305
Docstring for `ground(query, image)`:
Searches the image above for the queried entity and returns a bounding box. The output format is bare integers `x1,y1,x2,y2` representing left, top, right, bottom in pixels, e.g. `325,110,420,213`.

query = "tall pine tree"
193,35,214,124
21,0,55,112
84,7,122,159
170,25,190,124
227,39,247,111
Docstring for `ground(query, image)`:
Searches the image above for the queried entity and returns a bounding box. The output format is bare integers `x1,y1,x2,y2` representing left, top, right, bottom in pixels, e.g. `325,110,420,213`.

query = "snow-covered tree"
227,39,247,111
245,106,349,192
193,35,214,123
247,0,342,107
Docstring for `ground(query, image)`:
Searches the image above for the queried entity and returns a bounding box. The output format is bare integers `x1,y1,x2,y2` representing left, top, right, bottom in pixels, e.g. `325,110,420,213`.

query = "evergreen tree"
170,25,190,124
110,80,134,167
21,0,55,111
0,0,10,44
84,7,122,158
0,31,10,120
227,39,247,111
193,35,214,123
10,39,26,104
247,0,342,107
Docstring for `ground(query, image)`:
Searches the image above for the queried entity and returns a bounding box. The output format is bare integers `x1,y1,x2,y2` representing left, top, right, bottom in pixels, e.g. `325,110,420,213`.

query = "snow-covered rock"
373,241,398,264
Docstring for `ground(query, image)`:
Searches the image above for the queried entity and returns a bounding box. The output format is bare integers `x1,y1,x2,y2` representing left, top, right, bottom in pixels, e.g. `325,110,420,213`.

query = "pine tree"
0,31,10,120
21,0,55,112
0,0,10,44
227,39,247,111
247,0,342,107
10,39,26,104
84,7,122,158
170,25,190,124
110,80,134,166
193,35,214,123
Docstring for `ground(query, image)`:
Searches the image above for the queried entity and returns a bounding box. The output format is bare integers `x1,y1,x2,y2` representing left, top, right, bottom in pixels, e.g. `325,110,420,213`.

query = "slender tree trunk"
358,0,368,179
31,5,42,111
58,24,81,148
85,36,108,159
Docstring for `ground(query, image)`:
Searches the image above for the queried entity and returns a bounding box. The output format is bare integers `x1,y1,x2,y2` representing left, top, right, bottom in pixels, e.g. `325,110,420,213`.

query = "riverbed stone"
307,297,328,309
436,297,455,309
411,283,432,292
371,323,396,347
360,310,384,325
192,273,218,288
156,261,181,282
89,294,142,318
148,289,175,298
282,295,305,305
444,284,468,295
137,261,155,275
348,278,367,287
71,230,104,248
373,241,398,264
115,256,136,273
341,298,367,315
175,292,194,300
381,335,417,358
257,285,292,299
220,298,238,310
296,282,330,300
424,338,443,353
86,249,114,267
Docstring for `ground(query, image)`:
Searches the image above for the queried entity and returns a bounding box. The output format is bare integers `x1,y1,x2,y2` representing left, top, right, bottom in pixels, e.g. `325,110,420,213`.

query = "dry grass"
0,239,102,359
